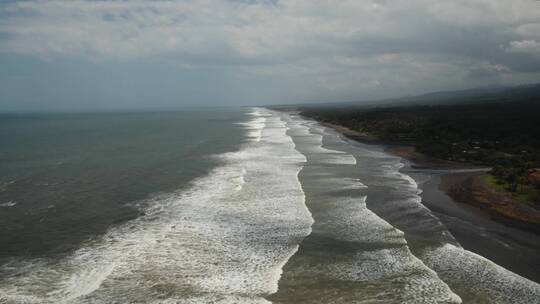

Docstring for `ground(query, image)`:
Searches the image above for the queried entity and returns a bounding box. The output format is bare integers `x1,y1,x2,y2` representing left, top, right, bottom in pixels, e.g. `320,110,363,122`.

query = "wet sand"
412,168,540,283
319,120,540,283
271,114,464,303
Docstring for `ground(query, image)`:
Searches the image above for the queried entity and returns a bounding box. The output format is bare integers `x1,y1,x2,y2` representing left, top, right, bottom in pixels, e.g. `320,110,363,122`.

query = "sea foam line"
277,111,463,303
286,118,357,165
364,137,540,303
0,108,313,304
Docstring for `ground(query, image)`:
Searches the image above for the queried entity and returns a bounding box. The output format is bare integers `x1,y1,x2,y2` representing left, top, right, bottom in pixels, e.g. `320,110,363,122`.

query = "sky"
1,0,540,112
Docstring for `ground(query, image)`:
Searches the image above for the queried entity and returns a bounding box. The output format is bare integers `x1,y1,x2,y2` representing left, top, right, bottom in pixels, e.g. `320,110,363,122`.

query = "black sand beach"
316,120,540,283
340,134,540,283
405,165,540,283
274,115,540,303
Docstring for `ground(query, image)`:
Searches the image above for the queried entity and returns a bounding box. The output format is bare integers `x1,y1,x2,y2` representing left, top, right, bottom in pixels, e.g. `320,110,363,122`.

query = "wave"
273,112,462,303
285,115,357,165
235,108,270,142
0,201,16,207
366,150,540,302
287,112,540,303
0,108,313,304
422,243,540,303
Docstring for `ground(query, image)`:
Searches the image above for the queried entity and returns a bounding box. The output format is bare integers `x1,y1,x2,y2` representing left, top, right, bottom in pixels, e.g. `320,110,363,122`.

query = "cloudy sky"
1,0,540,112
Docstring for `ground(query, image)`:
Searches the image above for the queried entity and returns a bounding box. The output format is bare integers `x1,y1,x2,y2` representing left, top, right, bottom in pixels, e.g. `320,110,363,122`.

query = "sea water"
0,108,538,303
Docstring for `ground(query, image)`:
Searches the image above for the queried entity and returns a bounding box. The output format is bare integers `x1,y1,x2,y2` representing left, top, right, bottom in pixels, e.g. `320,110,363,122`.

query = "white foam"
0,201,16,207
280,112,462,303
0,108,313,304
282,117,357,165
333,177,368,190
0,180,16,192
236,107,269,142
376,160,456,239
332,126,540,302
316,195,406,244
327,247,462,304
233,168,246,191
422,244,540,304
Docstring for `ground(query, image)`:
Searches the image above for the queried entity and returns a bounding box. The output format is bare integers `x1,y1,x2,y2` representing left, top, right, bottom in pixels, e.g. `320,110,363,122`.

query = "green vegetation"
483,174,540,206
301,99,540,208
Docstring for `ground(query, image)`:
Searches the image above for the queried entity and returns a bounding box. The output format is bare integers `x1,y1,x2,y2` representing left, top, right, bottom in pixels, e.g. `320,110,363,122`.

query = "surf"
272,112,461,303
0,108,313,304
275,110,540,304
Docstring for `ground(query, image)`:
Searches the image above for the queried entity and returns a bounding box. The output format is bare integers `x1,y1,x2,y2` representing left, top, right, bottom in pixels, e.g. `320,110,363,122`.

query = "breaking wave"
0,108,313,304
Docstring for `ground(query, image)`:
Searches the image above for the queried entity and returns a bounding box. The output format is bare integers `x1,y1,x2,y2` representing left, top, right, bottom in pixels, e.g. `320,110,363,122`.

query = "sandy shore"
320,120,540,283
416,169,540,283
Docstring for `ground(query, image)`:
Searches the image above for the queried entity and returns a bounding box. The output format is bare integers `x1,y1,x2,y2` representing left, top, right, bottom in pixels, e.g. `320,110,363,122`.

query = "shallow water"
273,112,540,304
271,113,460,304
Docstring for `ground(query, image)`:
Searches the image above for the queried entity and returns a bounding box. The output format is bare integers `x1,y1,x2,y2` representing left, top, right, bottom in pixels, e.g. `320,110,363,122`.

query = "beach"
418,170,540,283
2,108,539,303
321,121,540,283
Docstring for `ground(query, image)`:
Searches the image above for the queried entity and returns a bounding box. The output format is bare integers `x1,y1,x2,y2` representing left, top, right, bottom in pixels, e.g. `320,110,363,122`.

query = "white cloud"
506,40,540,56
515,23,540,39
1,0,537,61
1,0,540,105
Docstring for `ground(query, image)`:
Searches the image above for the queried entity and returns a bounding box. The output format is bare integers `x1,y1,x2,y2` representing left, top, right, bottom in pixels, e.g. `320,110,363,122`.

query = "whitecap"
0,108,313,304
0,201,16,207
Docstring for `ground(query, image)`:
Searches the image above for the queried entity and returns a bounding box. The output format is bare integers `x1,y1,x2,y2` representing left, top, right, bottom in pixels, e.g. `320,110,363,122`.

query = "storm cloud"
1,0,539,111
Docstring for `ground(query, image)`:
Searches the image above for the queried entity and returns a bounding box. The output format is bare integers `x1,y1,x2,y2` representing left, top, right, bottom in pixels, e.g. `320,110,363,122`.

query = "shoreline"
321,121,540,227
417,170,540,283
319,120,540,283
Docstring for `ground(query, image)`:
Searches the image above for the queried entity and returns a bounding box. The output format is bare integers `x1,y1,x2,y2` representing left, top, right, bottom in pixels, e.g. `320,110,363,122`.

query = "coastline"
321,121,540,226
319,120,540,283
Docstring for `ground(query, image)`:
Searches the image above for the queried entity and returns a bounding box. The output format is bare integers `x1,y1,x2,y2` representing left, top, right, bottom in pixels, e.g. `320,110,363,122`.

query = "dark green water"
0,110,246,258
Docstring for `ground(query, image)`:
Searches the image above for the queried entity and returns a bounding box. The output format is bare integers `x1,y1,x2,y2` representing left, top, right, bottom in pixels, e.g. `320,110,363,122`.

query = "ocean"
0,108,538,303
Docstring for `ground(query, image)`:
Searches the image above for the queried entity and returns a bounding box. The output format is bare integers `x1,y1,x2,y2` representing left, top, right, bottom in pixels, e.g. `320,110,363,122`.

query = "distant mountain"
273,83,540,110
393,83,540,106
399,85,508,100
